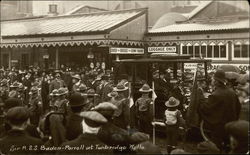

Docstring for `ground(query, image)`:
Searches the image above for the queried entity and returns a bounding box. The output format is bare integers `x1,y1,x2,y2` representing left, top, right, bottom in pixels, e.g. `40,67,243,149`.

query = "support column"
55,47,59,69
9,48,12,69
115,55,119,61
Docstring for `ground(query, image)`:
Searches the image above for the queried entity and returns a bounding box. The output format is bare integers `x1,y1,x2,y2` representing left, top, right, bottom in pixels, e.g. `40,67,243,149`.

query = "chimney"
48,4,58,16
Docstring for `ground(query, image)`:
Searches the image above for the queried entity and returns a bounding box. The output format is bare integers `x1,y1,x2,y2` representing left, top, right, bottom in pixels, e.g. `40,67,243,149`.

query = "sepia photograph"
0,0,249,154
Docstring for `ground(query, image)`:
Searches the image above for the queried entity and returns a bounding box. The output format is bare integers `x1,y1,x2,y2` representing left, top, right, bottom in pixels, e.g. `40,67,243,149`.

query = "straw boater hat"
139,84,152,93
107,91,118,98
165,97,180,107
10,81,20,88
113,83,128,92
72,74,81,80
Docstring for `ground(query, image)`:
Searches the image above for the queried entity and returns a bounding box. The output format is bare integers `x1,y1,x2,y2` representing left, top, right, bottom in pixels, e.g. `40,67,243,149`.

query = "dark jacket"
0,129,43,154
59,133,112,154
65,113,83,141
199,86,241,127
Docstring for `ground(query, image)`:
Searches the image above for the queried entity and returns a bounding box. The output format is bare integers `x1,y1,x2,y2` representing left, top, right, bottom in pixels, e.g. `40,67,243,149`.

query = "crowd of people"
0,65,249,154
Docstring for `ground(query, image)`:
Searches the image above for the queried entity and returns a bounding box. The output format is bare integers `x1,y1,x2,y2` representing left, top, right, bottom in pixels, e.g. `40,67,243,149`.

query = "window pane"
220,45,226,58
207,45,212,58
195,46,200,57
188,46,193,57
242,45,248,58
214,45,219,58
182,46,187,54
201,46,206,57
234,45,241,58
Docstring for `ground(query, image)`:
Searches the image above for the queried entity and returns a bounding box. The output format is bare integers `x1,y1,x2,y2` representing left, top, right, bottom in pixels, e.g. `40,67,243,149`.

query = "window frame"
232,43,250,60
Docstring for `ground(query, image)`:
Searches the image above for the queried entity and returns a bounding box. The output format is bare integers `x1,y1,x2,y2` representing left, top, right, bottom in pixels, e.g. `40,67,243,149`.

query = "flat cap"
93,102,118,119
225,120,249,141
6,106,30,125
80,111,107,127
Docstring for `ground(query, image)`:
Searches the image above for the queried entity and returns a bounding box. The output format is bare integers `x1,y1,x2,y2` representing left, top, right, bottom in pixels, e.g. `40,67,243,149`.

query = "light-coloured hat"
139,84,152,93
165,97,180,107
50,89,59,96
80,111,107,127
113,83,128,92
107,91,118,98
72,74,81,80
57,87,68,96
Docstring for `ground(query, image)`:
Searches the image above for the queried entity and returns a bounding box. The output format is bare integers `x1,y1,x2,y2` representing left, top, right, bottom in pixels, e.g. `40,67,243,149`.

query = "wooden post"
9,48,12,69
55,47,59,69
115,55,119,61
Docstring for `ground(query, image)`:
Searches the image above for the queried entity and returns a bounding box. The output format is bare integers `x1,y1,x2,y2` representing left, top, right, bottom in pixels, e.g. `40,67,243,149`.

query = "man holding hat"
65,93,86,141
199,69,241,152
0,107,43,154
135,84,153,134
60,111,111,154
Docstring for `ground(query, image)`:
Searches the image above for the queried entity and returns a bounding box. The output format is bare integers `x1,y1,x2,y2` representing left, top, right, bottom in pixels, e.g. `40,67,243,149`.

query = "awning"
1,8,146,48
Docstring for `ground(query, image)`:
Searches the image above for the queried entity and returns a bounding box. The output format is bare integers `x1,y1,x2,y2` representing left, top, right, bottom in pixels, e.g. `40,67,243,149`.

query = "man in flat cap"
0,107,43,154
59,111,111,154
94,102,130,149
65,93,86,141
199,70,241,152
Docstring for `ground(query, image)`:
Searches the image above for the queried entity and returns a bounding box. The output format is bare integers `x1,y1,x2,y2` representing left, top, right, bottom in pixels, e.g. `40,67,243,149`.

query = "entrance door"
21,53,29,69
2,54,9,69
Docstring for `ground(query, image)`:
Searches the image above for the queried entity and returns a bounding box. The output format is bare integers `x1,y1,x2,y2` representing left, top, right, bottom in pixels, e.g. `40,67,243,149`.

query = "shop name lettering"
209,64,250,71
110,48,144,54
148,47,176,53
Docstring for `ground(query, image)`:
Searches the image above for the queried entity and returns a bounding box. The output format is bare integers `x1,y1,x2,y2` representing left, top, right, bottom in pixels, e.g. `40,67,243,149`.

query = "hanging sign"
110,47,144,54
148,46,176,53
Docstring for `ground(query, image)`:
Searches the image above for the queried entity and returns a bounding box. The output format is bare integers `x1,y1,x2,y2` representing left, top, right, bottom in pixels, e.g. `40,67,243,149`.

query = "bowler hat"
69,92,86,107
225,120,249,141
139,84,152,93
80,111,107,127
214,69,226,84
113,83,128,92
165,97,180,107
6,106,30,125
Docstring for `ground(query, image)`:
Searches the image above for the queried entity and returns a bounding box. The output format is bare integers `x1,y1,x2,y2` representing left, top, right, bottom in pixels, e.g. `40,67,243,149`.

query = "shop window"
242,45,249,58
188,46,193,57
182,46,187,54
234,45,241,58
214,45,219,58
194,46,200,57
220,45,226,58
207,45,213,58
201,46,206,58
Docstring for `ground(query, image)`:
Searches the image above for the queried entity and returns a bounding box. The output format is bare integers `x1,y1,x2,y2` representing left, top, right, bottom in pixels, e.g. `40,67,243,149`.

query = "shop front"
0,8,147,70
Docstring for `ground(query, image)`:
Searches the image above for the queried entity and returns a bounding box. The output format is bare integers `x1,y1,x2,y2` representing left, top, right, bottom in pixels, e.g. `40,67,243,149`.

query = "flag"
186,67,200,128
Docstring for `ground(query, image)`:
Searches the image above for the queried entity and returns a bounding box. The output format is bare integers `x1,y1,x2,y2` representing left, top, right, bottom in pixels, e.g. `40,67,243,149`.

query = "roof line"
1,7,148,23
64,5,108,15
187,0,213,20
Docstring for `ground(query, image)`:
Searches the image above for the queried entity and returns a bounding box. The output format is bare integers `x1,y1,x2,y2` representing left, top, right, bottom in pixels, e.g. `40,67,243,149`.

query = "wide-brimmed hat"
57,87,68,96
213,69,226,84
50,89,59,96
77,84,88,92
69,92,86,107
113,83,128,92
165,97,180,107
86,89,99,97
139,84,152,93
107,91,118,98
10,81,20,88
72,74,81,80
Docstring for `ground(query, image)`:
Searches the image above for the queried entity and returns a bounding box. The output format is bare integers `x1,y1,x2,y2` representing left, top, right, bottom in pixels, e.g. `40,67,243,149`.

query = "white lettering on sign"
148,46,176,53
208,64,250,72
110,47,144,54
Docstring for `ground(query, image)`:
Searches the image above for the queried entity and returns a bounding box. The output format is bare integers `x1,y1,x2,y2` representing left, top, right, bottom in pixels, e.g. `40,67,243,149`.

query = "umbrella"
218,65,241,73
236,73,249,84
225,72,241,80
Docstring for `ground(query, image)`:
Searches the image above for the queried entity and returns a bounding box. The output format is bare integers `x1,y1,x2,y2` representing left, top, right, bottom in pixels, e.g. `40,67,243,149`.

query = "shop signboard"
148,46,176,53
209,63,250,72
110,47,144,54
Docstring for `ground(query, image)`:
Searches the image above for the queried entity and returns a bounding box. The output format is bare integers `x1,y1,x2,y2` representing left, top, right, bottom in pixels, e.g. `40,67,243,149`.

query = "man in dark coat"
59,111,112,154
65,93,86,141
199,70,241,152
0,107,43,154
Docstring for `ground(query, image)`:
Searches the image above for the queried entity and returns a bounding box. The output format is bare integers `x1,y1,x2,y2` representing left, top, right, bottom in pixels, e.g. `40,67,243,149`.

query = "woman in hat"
112,83,130,130
164,97,185,154
135,84,153,135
